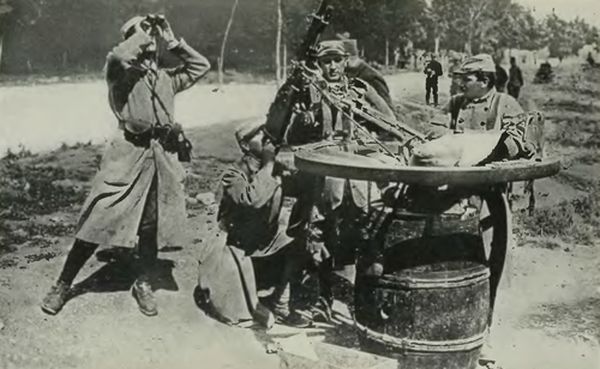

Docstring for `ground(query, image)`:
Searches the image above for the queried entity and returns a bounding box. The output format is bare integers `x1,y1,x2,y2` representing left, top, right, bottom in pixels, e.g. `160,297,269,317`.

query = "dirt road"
0,71,445,156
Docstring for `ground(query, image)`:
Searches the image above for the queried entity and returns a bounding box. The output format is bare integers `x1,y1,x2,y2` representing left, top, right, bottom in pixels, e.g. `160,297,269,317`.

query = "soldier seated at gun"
195,122,312,328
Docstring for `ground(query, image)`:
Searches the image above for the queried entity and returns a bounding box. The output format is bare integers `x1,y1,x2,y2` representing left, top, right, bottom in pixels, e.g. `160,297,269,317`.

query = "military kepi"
315,40,349,58
235,121,264,145
120,15,145,39
454,53,496,74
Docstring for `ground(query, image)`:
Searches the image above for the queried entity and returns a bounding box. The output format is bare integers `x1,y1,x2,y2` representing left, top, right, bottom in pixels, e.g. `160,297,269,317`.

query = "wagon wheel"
479,190,511,326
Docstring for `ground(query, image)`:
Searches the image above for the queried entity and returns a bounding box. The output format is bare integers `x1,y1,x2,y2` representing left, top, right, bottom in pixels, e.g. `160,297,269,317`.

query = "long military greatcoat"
197,158,292,323
75,32,210,248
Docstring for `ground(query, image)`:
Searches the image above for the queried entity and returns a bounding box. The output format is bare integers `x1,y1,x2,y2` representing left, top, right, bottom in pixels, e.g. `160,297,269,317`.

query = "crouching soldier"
195,123,312,328
40,14,210,316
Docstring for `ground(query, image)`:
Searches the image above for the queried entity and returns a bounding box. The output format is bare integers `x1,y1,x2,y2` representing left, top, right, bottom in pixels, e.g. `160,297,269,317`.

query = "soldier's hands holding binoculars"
137,14,178,47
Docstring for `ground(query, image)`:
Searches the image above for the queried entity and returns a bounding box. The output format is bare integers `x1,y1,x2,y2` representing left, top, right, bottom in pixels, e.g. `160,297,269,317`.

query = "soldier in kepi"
274,40,395,323
40,14,210,316
433,53,525,366
443,54,523,131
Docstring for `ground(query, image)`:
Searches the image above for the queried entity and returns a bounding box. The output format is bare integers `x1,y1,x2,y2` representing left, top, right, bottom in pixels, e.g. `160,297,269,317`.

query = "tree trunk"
0,33,3,74
434,36,440,56
282,42,287,79
275,0,282,86
385,38,389,68
218,0,239,89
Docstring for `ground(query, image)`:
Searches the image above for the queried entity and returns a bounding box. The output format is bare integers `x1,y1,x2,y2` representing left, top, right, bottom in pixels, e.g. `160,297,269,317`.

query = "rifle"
264,0,333,144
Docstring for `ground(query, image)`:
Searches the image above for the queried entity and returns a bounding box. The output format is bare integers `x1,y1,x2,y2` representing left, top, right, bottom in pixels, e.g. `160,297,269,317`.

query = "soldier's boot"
264,284,314,329
41,280,70,315
132,279,158,317
41,239,97,315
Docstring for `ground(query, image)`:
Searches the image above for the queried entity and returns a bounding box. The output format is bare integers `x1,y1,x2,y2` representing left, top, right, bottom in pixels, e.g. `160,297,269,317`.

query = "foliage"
0,0,598,74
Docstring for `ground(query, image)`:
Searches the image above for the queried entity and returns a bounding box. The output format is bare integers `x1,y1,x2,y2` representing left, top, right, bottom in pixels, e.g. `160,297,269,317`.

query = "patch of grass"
542,99,600,114
577,151,600,165
0,160,87,216
515,186,600,246
24,251,60,263
4,145,34,160
0,143,101,218
0,258,18,269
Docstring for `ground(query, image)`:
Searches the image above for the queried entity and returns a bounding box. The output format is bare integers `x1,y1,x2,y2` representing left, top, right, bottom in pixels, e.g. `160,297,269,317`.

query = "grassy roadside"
511,63,600,247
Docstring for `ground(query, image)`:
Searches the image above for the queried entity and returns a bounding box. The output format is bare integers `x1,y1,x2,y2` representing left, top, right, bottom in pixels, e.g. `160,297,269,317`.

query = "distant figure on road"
534,61,554,84
40,14,210,317
507,56,524,99
424,53,443,106
495,63,508,92
448,52,463,96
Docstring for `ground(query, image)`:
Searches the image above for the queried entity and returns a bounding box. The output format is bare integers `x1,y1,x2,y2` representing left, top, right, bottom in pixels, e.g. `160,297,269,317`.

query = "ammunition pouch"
123,122,192,162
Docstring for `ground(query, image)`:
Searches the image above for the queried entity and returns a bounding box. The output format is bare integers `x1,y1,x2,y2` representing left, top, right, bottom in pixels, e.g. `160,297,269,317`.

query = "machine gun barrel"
264,0,333,143
305,74,427,144
296,0,333,61
348,102,427,142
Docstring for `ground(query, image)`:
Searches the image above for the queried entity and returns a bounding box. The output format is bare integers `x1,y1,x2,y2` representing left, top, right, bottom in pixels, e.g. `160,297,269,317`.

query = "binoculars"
141,14,166,34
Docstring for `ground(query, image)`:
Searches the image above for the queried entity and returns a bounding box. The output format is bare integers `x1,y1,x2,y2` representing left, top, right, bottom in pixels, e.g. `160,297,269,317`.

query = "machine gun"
305,75,427,150
264,0,333,144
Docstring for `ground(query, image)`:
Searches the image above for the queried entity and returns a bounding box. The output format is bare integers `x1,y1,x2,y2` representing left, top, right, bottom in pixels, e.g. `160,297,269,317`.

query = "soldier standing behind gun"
280,40,395,322
337,35,394,109
424,53,443,106
41,14,210,316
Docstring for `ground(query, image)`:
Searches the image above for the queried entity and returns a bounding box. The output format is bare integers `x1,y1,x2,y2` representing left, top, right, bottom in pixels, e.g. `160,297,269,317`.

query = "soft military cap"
235,121,264,146
341,39,358,57
335,33,359,57
120,15,145,39
315,40,349,58
454,54,496,74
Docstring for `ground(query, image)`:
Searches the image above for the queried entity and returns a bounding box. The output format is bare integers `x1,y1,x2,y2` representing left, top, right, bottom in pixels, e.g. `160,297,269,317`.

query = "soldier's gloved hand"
135,18,153,36
261,140,277,164
156,16,179,49
364,262,384,277
307,241,330,266
170,122,183,135
274,152,297,176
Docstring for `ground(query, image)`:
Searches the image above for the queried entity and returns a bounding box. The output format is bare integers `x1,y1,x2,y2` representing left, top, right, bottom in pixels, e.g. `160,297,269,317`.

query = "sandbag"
410,130,503,167
411,111,545,168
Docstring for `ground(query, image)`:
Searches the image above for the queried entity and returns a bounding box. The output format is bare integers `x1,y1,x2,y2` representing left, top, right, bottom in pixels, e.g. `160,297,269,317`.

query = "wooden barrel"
354,233,490,369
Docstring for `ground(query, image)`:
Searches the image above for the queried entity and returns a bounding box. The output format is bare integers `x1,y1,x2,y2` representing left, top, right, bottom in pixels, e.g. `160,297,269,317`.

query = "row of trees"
0,0,598,75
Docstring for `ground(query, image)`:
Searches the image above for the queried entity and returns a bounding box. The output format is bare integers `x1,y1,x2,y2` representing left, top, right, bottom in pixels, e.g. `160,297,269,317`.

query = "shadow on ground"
522,297,600,342
69,247,178,301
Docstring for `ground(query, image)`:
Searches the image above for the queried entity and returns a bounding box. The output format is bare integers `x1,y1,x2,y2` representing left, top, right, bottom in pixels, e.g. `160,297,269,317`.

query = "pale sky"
516,0,600,28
